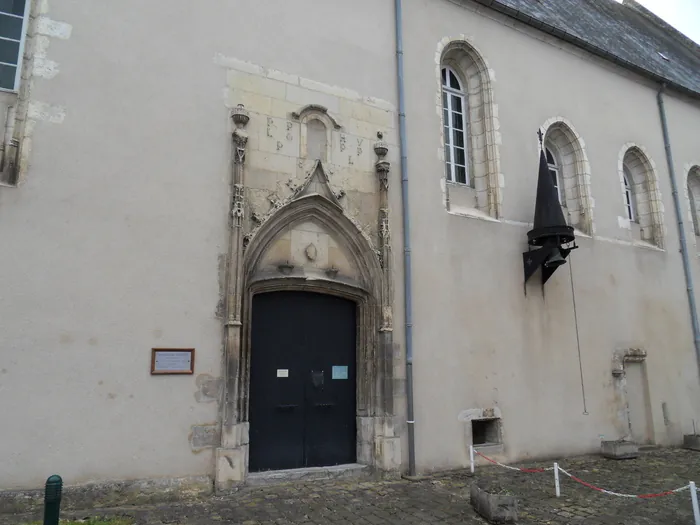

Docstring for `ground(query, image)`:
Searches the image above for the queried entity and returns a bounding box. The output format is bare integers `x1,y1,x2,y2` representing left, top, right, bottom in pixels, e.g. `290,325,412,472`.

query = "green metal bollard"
43,475,62,525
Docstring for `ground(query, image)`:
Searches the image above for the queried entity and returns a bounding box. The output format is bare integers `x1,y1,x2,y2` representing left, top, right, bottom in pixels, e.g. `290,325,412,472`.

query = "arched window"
620,145,663,247
439,39,502,218
442,67,468,185
687,166,700,237
541,118,594,233
623,167,636,222
545,148,563,205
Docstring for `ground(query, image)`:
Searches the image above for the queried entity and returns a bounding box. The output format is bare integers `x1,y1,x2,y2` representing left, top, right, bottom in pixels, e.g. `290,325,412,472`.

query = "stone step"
246,463,371,486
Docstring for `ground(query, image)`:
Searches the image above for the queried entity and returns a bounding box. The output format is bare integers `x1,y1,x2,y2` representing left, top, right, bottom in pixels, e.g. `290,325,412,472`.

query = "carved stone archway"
215,111,399,489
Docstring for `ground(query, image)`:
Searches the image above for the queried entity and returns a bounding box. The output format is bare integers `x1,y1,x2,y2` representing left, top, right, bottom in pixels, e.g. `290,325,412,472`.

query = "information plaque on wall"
151,348,195,375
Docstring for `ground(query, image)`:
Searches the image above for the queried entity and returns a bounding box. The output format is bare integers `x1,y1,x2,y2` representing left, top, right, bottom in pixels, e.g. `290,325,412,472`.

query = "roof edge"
622,0,700,54
469,0,700,100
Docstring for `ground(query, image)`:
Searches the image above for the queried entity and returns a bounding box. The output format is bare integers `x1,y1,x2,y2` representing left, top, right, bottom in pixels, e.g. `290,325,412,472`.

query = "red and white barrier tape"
473,449,553,473
472,449,691,499
557,467,690,499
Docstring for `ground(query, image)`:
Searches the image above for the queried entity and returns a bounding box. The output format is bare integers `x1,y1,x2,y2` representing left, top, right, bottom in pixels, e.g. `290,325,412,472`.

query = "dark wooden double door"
249,291,357,472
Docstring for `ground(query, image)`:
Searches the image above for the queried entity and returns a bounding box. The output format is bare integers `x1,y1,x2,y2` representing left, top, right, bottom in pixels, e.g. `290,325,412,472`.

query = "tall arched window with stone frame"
441,66,468,185
438,38,502,219
686,165,700,238
540,118,594,234
618,144,664,248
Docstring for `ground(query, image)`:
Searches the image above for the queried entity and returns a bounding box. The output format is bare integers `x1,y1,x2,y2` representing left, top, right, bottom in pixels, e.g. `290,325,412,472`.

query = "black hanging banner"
523,131,577,289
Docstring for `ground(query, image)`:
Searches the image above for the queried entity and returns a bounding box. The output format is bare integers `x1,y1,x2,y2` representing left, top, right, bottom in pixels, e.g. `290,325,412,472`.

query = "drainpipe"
394,0,416,477
656,85,700,377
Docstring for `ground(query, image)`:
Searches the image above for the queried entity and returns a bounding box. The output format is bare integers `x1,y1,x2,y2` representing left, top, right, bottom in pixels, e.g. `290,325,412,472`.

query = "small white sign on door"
277,369,289,378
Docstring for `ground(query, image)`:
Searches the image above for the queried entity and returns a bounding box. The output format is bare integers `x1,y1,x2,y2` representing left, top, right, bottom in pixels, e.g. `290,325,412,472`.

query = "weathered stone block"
601,440,639,459
683,434,700,451
376,436,402,473
470,482,518,523
215,446,248,492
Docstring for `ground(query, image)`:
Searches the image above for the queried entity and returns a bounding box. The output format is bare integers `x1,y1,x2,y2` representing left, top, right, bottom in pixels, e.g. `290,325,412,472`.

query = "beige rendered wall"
402,0,700,473
0,0,400,489
2,0,699,488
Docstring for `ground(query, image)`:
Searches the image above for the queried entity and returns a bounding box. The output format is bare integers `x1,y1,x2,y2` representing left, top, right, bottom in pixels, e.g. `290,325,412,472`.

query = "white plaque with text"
151,349,195,375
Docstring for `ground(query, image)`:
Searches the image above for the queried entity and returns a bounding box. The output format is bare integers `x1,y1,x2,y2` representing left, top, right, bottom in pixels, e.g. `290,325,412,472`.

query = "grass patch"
22,518,134,525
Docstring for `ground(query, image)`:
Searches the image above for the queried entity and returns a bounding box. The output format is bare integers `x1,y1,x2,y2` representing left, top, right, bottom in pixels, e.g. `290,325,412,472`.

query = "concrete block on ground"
601,440,639,459
683,434,700,451
470,481,518,523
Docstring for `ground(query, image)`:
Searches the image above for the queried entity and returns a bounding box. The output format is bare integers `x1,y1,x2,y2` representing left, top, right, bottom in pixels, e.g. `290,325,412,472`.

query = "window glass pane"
0,0,25,16
452,112,463,131
444,146,451,164
0,13,22,40
546,149,555,165
441,67,446,85
449,71,460,90
0,37,19,64
454,147,466,166
453,129,464,148
549,170,558,188
444,126,451,145
451,94,462,113
445,162,452,181
442,91,448,109
0,62,15,89
455,165,467,184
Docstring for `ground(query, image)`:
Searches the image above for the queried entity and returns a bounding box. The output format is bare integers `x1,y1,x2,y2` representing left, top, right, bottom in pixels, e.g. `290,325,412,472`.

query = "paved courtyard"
5,448,700,524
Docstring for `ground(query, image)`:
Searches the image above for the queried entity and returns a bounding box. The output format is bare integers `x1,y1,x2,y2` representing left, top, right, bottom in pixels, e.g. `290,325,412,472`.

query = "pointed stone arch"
436,36,503,218
540,117,594,235
231,165,398,479
244,193,382,296
683,163,700,250
618,143,664,248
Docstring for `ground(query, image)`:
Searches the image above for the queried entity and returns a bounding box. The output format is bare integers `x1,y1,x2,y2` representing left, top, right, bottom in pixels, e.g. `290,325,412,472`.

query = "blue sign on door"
332,365,348,380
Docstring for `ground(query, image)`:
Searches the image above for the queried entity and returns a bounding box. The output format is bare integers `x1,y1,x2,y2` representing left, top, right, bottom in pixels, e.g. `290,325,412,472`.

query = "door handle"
276,404,298,411
315,403,335,408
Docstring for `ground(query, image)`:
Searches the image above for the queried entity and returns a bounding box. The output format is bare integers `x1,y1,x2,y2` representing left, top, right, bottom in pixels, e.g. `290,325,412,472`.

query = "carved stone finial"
374,132,389,159
231,104,250,128
376,160,390,191
325,266,339,278
232,128,248,165
231,183,245,227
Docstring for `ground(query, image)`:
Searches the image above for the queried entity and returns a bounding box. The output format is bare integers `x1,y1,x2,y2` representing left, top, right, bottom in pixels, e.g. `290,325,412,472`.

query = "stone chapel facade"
1,0,700,498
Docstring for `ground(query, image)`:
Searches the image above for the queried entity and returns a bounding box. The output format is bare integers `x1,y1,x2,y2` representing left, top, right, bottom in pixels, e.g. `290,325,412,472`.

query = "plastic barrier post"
690,481,700,525
554,463,561,498
469,445,475,474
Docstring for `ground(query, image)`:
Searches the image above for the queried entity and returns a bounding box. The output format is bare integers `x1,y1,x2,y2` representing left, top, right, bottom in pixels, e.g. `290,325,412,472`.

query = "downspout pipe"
394,0,416,477
656,85,700,377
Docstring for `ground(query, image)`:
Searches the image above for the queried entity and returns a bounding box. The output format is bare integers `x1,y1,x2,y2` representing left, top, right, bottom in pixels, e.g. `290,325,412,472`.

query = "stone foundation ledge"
0,475,213,515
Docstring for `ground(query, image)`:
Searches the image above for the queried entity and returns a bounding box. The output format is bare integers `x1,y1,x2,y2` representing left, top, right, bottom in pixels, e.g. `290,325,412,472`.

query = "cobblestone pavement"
5,448,700,524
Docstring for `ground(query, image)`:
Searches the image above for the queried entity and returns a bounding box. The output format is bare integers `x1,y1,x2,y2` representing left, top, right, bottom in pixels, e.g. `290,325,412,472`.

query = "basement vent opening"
472,418,501,446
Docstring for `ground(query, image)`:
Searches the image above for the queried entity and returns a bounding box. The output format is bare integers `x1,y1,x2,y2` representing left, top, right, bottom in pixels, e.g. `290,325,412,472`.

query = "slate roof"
472,0,700,98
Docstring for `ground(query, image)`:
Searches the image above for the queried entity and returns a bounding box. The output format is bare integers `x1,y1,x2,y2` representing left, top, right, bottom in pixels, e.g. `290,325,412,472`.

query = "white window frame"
441,66,468,185
623,168,636,222
0,0,31,93
545,147,564,205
